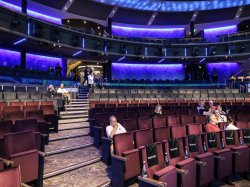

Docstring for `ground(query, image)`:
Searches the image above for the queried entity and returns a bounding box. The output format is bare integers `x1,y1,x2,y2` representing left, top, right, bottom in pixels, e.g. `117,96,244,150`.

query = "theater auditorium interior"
1,0,250,187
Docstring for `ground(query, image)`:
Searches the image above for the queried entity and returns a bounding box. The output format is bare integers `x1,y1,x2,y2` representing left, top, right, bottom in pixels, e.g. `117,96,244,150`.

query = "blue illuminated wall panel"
112,63,185,81
206,62,240,83
204,25,237,42
0,48,20,67
112,24,185,38
26,53,66,76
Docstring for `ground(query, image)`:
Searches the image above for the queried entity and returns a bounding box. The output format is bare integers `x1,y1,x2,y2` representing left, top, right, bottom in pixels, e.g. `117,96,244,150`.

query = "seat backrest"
140,143,165,178
94,113,109,126
3,131,35,158
237,113,250,122
137,118,152,130
186,123,203,135
221,130,240,148
3,92,16,100
30,92,41,99
152,116,166,128
26,110,44,121
10,102,24,110
167,115,180,126
23,105,39,112
26,101,39,106
3,106,21,113
0,120,13,136
194,115,207,124
171,125,186,138
153,127,170,142
15,119,38,132
41,101,53,106
3,111,25,123
135,129,153,148
164,138,185,166
175,110,188,115
0,166,21,187
124,111,139,119
113,132,134,156
139,111,151,118
17,92,30,100
0,102,8,112
236,121,249,129
121,119,138,132
204,132,222,152
180,115,194,125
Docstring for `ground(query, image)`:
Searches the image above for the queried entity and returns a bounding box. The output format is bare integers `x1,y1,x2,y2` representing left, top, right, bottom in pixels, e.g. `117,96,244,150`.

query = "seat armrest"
214,156,225,160
176,168,189,175
122,149,139,156
11,149,38,158
0,157,14,167
112,154,127,162
232,151,242,156
138,176,167,187
153,166,176,178
195,161,207,166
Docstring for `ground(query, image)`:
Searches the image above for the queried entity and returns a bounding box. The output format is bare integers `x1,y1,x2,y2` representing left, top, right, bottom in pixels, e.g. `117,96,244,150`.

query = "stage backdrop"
112,63,185,81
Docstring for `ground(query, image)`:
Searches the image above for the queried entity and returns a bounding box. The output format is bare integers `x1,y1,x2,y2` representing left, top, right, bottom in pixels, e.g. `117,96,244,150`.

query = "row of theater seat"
0,85,47,92
92,88,240,94
109,123,250,187
90,92,249,102
0,131,44,186
0,91,62,101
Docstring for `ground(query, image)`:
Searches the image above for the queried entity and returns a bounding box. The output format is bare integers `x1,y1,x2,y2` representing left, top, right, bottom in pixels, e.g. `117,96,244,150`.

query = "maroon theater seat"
41,100,53,106
175,110,188,115
121,119,138,132
237,113,250,122
0,166,22,187
152,116,166,128
3,131,43,185
139,110,151,118
40,105,58,133
134,129,154,148
10,101,25,110
186,124,215,186
23,105,39,112
171,125,186,139
153,127,170,143
203,132,232,180
163,139,196,187
167,115,180,126
26,101,39,106
124,111,139,119
221,130,250,173
3,106,21,113
0,120,13,157
180,115,194,125
137,117,152,130
3,111,25,123
194,115,207,124
112,132,140,187
138,142,177,187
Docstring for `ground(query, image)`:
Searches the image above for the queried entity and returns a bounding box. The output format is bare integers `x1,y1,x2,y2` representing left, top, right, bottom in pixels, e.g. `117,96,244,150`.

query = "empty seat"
194,115,206,124
26,101,39,106
167,116,180,126
134,129,153,148
23,105,39,112
3,131,40,184
17,92,30,101
2,86,14,92
10,101,24,110
124,111,138,119
3,106,21,113
41,100,53,106
153,127,170,142
112,132,140,186
138,142,177,187
27,86,37,92
175,110,188,115
237,113,250,122
3,111,25,123
152,116,166,128
180,115,194,125
3,92,16,101
0,166,22,187
26,110,44,122
139,110,151,118
121,119,138,132
137,118,152,130
30,92,41,100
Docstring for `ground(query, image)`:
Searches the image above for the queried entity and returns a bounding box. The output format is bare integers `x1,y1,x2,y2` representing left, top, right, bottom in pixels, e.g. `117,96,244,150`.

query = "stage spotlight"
33,23,43,37
192,47,200,56
72,35,80,47
209,46,217,56
51,28,59,42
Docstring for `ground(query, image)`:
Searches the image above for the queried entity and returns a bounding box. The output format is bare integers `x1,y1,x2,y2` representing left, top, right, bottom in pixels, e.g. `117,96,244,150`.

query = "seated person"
57,83,70,103
224,116,239,130
47,84,56,97
106,116,127,154
214,110,227,123
208,100,217,110
152,104,163,117
205,114,220,132
203,102,214,116
197,100,206,115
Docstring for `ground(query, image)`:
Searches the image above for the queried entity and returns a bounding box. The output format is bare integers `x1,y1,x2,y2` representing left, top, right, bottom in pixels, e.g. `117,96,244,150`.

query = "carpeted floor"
43,161,111,187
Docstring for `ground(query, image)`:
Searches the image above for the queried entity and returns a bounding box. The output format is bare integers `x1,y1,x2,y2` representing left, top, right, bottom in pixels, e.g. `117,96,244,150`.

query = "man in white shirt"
106,116,127,154
88,71,94,93
57,83,70,103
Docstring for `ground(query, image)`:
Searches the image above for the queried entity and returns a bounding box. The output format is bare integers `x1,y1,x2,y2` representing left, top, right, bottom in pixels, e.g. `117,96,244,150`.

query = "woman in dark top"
152,104,163,117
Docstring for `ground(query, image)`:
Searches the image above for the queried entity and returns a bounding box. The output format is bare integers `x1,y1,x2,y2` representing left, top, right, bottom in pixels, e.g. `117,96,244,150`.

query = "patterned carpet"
44,146,101,174
46,136,93,152
43,162,111,187
49,128,90,140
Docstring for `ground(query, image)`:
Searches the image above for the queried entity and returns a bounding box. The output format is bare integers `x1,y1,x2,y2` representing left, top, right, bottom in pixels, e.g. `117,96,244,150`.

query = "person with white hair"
47,84,56,97
152,104,163,117
57,83,70,103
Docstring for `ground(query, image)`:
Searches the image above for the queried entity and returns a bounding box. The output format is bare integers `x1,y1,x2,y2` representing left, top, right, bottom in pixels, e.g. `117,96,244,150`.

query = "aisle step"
58,118,88,124
60,114,88,119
